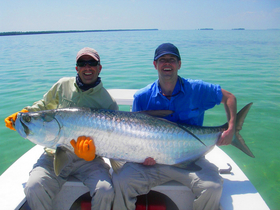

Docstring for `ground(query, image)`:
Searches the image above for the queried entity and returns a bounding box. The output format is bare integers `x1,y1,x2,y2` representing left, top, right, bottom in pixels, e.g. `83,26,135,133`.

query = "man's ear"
75,66,78,72
98,65,102,75
178,60,182,70
153,61,157,69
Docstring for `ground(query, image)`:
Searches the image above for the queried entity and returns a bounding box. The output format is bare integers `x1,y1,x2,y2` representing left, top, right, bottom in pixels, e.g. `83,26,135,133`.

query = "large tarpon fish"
15,103,254,176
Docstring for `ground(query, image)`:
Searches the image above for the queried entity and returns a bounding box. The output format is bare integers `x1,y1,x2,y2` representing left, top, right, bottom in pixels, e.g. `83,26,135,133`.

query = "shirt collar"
153,76,185,98
75,75,101,91
153,80,161,97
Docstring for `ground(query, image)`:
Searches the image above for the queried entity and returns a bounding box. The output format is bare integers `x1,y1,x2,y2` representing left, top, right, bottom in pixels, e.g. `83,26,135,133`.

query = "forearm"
218,89,237,145
221,89,237,128
26,98,58,112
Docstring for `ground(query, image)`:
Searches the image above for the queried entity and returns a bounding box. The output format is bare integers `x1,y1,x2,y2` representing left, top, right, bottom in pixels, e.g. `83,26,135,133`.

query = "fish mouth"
15,113,31,138
21,118,30,136
15,115,29,138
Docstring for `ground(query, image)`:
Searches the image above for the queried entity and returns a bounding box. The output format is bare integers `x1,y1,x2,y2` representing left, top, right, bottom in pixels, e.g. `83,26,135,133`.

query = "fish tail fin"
231,102,255,158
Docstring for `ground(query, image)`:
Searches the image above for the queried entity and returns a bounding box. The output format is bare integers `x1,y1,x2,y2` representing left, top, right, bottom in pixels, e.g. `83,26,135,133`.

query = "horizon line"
0,29,159,37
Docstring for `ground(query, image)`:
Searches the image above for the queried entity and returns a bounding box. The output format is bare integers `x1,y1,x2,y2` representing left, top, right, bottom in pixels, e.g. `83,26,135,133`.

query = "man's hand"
5,109,28,131
142,157,156,166
70,136,96,161
217,129,234,146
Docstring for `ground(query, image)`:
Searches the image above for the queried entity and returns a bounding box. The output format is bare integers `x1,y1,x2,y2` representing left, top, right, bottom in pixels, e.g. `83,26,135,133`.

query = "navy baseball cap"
154,43,181,61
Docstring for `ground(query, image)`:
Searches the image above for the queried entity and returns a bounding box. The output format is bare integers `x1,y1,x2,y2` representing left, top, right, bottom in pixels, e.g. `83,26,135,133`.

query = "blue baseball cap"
154,43,181,61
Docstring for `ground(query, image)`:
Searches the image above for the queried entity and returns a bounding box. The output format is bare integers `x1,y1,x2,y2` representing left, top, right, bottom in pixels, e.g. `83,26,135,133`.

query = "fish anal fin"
54,147,70,176
110,159,126,173
174,161,202,171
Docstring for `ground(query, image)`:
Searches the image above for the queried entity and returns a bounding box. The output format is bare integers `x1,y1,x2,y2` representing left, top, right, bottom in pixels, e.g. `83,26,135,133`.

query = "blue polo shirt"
132,77,223,126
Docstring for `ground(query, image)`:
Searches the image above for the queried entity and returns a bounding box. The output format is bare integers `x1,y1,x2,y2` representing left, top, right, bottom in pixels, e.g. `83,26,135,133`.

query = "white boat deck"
0,89,270,210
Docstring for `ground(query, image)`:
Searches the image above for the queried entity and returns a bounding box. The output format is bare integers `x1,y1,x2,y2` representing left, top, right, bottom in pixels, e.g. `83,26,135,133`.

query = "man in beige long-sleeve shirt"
5,47,118,210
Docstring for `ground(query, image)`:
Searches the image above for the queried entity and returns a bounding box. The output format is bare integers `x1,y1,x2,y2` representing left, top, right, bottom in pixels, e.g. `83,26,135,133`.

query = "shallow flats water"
0,30,279,209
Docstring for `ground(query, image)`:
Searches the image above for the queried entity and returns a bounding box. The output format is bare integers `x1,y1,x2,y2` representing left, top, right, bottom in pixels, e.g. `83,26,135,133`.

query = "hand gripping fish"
15,103,254,176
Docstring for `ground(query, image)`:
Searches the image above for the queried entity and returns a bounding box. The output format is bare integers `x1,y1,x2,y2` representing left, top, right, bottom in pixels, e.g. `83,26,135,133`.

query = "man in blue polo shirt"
112,43,237,210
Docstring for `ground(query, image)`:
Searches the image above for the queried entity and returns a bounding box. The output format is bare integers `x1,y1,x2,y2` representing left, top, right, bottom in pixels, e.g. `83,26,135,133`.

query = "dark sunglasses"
76,60,100,67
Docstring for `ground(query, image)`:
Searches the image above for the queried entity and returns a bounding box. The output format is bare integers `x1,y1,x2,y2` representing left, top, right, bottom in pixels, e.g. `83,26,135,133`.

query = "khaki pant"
24,151,114,210
112,157,223,210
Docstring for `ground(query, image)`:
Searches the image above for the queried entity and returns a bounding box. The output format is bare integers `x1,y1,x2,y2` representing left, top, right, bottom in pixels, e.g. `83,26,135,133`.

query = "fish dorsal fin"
110,159,126,173
54,147,70,176
174,161,202,171
139,110,173,118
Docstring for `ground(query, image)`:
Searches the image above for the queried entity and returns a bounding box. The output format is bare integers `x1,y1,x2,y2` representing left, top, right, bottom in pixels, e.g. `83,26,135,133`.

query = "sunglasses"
76,60,100,67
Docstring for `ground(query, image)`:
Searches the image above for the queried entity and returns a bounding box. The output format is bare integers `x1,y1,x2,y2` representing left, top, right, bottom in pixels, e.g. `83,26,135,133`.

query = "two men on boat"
72,43,237,210
5,43,236,210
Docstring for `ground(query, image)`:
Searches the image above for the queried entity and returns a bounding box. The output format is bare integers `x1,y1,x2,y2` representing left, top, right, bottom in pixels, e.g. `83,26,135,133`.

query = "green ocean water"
0,30,279,209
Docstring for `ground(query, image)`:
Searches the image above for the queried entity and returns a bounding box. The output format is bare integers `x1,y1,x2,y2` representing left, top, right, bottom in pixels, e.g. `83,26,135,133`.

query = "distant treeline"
0,29,158,36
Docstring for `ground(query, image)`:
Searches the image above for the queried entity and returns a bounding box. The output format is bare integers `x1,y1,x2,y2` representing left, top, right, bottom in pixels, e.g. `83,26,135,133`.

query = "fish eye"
23,115,31,123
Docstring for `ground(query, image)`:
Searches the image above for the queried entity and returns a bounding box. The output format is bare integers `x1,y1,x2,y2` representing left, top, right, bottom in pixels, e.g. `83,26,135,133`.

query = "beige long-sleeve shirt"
25,77,118,111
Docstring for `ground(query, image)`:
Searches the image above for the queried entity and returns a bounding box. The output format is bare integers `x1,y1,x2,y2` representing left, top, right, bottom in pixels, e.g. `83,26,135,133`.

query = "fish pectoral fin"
110,159,126,173
54,147,70,176
174,161,202,171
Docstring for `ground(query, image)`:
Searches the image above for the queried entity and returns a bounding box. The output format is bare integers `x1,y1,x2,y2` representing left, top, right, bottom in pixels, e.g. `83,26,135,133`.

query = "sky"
0,0,279,32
